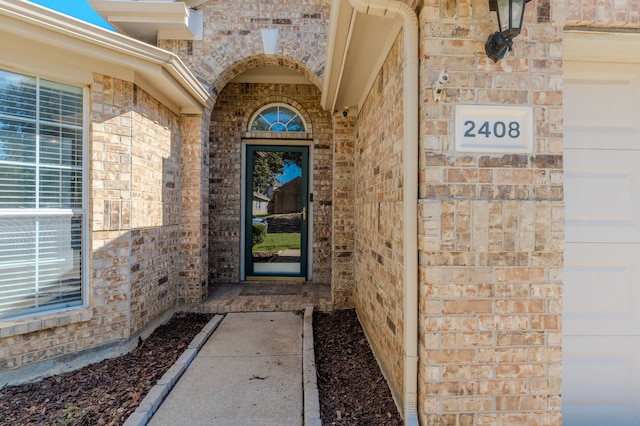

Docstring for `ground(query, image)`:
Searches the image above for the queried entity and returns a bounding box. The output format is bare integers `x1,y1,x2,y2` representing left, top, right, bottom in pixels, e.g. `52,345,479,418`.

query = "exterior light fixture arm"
485,31,513,63
485,0,530,62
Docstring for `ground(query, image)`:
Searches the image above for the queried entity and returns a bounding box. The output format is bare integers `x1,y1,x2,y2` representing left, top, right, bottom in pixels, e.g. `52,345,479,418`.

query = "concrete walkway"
130,309,319,426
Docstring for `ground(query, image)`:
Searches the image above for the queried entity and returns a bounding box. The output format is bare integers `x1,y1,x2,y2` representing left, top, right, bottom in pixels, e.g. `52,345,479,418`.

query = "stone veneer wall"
126,81,182,331
158,0,334,290
159,0,329,99
352,33,407,406
331,114,356,308
0,75,186,378
208,83,334,286
177,114,210,307
417,0,564,424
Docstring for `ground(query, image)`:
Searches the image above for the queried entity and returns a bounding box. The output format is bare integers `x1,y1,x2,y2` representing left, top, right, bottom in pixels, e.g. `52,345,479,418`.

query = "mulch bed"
0,309,401,425
0,313,211,426
313,309,403,425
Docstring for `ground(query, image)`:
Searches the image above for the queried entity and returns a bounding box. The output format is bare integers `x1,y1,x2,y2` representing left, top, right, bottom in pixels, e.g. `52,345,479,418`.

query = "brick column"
331,113,356,308
417,0,563,423
91,75,134,343
178,114,210,306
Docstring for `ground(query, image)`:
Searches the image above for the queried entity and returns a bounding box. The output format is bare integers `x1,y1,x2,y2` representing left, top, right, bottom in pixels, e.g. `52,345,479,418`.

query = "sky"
277,163,301,185
28,0,114,30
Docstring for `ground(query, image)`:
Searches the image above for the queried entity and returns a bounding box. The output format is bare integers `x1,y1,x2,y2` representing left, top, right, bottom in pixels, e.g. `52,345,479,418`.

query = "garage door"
564,33,640,425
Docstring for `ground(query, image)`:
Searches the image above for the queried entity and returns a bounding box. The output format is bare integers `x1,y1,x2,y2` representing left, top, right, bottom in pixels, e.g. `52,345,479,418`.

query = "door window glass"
246,146,308,277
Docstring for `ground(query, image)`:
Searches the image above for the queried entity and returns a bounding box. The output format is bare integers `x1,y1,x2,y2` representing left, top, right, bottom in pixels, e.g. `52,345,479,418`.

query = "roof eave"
0,0,212,114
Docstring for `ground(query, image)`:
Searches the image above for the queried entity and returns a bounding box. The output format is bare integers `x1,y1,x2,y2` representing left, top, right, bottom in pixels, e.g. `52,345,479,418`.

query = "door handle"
301,207,306,221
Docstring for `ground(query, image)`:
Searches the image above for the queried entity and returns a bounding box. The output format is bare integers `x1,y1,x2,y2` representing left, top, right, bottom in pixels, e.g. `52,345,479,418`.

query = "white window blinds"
0,69,84,320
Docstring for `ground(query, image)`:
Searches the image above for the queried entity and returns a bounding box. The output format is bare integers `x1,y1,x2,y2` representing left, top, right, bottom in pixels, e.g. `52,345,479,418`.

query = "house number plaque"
455,105,533,153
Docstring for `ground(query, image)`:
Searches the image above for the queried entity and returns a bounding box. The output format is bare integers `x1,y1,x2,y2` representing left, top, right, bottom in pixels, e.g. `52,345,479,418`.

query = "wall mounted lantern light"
485,0,531,62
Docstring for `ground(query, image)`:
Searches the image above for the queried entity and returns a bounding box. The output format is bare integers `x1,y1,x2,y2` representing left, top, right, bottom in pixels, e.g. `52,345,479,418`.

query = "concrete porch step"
195,283,332,314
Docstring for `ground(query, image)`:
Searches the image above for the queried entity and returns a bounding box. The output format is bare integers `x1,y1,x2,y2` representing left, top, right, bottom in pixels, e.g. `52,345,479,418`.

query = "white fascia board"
157,27,196,40
564,31,640,64
90,1,196,41
321,0,353,111
89,0,189,24
183,0,210,7
0,0,212,113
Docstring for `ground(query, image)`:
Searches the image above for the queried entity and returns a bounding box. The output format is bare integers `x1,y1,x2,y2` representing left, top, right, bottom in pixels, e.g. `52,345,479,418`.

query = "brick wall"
178,114,210,306
0,75,186,377
353,33,407,405
93,77,182,336
418,0,563,424
209,83,333,285
158,0,334,288
128,84,182,331
159,0,329,101
331,114,356,308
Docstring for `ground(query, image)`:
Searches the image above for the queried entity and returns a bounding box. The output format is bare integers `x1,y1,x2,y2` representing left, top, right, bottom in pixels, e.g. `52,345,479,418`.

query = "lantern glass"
496,0,526,38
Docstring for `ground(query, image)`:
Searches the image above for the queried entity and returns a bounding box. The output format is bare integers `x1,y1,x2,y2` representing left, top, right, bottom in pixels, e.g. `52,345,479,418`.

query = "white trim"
82,86,90,311
261,28,280,55
564,31,640,64
89,0,203,43
183,0,210,7
0,0,212,114
248,103,308,133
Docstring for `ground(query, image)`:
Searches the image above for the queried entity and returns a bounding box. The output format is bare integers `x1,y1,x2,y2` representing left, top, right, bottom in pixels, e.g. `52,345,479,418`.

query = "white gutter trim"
163,57,214,109
321,0,340,110
1,0,212,111
346,1,419,425
183,0,210,7
333,10,358,113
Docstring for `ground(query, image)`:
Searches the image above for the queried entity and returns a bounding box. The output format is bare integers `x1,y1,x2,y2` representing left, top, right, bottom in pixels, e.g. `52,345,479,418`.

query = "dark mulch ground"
0,309,401,426
313,309,403,426
0,313,212,426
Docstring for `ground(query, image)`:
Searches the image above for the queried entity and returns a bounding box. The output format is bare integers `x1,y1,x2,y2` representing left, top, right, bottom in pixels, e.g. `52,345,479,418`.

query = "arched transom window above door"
249,104,307,132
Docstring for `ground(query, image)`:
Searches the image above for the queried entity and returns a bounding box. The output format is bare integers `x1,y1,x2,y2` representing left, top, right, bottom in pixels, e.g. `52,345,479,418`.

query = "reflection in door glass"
251,150,303,274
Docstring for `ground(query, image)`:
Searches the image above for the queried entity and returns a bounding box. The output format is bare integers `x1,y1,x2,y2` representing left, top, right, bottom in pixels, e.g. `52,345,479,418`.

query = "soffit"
89,1,194,44
183,0,208,6
0,0,211,114
321,0,402,113
230,66,314,85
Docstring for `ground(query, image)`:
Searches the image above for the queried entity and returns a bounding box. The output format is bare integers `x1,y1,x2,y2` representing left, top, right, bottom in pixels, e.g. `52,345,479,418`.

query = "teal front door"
245,145,309,278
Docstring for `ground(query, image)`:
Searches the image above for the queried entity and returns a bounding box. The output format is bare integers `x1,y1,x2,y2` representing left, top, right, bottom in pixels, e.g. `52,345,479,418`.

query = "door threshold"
245,276,306,282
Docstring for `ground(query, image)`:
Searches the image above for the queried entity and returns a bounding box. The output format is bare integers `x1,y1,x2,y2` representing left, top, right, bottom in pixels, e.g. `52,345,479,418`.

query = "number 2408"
463,120,521,139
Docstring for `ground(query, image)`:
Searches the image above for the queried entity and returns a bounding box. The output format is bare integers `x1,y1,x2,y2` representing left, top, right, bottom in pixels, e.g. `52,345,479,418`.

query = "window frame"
0,68,89,322
248,103,307,133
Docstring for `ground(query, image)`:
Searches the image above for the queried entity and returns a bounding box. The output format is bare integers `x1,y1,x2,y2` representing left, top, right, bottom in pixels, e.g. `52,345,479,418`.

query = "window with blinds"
0,69,85,320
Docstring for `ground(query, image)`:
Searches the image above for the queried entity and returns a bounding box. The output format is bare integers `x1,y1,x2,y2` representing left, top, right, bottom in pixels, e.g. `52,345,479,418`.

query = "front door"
245,145,309,279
